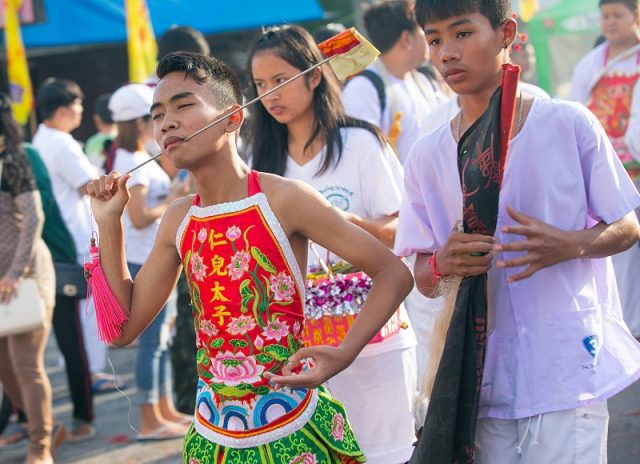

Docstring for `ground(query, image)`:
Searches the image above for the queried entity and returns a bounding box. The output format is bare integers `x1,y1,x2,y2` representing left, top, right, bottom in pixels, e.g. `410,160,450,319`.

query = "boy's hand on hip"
86,171,132,224
262,345,355,389
494,207,577,283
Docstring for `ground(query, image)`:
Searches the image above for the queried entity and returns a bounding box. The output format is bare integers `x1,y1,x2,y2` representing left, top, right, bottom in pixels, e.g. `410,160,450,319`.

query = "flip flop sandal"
135,424,185,441
0,422,28,448
91,377,128,395
66,422,96,443
51,422,65,458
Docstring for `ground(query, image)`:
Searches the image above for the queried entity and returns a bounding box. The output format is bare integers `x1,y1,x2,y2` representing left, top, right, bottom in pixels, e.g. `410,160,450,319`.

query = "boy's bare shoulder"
257,172,316,203
159,194,195,234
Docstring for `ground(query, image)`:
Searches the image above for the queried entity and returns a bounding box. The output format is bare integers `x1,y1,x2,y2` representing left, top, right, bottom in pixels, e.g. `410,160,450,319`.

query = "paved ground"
2,336,640,463
2,339,183,464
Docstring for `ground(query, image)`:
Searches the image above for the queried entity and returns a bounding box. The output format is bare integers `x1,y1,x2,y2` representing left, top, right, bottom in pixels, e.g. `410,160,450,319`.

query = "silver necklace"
457,92,525,141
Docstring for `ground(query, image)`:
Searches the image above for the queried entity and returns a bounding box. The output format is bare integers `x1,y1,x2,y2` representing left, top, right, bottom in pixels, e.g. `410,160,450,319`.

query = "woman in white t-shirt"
570,0,640,338
108,84,189,440
248,25,417,464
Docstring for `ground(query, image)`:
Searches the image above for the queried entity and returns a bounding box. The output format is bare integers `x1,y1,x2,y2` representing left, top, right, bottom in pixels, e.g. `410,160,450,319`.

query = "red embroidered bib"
177,171,316,447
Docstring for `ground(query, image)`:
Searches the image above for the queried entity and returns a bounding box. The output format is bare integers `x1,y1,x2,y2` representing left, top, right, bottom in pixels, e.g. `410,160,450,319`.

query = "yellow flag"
3,0,33,125
125,0,158,83
520,0,540,22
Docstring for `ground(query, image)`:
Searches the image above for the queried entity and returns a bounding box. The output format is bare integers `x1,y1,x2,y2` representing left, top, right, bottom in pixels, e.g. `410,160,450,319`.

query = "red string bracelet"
428,250,445,284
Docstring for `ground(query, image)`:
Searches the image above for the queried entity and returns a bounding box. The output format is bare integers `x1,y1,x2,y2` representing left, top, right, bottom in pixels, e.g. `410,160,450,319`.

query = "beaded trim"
193,388,319,448
175,192,305,293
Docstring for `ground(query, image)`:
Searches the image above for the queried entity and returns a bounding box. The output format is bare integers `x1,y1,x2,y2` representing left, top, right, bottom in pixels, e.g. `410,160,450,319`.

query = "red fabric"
318,29,361,57
587,49,640,178
179,172,306,412
498,63,521,186
247,170,262,196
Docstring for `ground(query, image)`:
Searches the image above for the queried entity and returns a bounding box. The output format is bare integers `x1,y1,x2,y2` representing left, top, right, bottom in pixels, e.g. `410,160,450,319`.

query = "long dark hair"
247,25,385,176
0,93,25,155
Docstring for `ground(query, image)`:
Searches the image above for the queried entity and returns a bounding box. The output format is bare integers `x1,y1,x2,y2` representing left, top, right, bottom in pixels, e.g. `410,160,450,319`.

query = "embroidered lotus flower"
289,453,317,464
200,319,218,338
195,333,206,350
254,335,264,350
227,315,257,336
331,413,345,441
293,321,302,336
189,458,201,464
190,252,208,282
262,320,290,342
208,351,264,386
228,250,251,280
269,271,295,302
226,225,242,241
197,228,208,243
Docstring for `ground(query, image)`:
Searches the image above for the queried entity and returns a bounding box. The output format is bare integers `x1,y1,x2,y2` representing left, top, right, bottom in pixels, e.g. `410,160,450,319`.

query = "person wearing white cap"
109,84,190,440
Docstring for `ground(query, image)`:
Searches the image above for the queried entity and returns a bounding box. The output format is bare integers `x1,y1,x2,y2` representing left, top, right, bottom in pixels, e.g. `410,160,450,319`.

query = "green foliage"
251,246,277,274
264,344,290,361
210,338,224,349
255,353,273,364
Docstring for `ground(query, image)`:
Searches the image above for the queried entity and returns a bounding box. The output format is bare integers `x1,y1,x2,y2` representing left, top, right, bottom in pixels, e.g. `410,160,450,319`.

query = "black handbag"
54,262,87,298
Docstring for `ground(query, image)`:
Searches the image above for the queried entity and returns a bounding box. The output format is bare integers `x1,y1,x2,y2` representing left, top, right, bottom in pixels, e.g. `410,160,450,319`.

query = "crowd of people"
1,0,640,463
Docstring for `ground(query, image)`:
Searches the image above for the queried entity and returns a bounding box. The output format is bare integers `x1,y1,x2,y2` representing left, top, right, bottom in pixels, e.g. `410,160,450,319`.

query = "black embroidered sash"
411,64,520,464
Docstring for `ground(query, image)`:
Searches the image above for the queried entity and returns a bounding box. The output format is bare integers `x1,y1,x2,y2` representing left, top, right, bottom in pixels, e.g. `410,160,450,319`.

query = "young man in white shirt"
342,1,449,401
32,78,104,441
342,0,447,164
397,1,640,463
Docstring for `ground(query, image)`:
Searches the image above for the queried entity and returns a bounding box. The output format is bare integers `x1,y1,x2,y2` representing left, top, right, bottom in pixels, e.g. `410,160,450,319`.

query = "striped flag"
125,0,158,83
3,0,33,125
520,0,540,22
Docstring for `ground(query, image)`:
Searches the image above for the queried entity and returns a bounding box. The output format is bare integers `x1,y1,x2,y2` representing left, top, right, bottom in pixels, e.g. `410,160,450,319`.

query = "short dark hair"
599,0,639,13
158,26,210,59
94,93,113,124
415,0,512,29
364,0,419,53
156,51,243,109
36,78,83,120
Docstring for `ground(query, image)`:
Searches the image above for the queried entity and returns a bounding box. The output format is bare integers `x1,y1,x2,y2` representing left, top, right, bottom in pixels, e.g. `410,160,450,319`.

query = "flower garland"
304,266,372,320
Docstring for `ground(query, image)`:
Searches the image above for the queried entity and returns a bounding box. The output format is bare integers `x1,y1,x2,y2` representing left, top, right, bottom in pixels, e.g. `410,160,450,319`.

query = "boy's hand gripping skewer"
126,28,379,175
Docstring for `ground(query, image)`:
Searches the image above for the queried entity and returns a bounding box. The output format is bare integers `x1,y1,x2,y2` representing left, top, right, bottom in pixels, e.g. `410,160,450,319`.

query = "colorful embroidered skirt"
183,387,366,464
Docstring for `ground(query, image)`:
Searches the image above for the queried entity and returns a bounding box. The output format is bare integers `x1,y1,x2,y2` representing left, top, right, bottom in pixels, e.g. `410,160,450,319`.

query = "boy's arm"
264,180,414,388
87,172,184,345
497,106,640,282
625,83,640,161
495,207,640,283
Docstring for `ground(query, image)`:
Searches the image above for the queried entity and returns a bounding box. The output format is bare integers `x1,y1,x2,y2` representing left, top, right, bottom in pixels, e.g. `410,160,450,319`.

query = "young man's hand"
494,207,577,283
86,171,131,224
437,227,495,277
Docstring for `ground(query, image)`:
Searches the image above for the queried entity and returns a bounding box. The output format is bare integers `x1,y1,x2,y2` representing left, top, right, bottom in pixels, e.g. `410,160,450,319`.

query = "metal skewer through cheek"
126,55,334,175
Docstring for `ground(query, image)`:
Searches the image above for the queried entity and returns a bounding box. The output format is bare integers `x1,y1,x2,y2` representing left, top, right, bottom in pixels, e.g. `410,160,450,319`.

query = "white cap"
108,84,154,122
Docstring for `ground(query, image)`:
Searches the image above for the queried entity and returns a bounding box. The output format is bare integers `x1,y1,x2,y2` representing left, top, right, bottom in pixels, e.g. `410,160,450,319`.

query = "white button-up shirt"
395,98,640,419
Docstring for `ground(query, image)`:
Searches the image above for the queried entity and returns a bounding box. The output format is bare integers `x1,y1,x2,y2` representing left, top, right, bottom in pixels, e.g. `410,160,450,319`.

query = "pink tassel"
84,238,129,343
